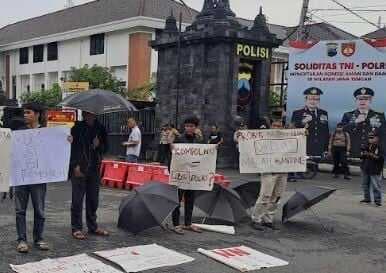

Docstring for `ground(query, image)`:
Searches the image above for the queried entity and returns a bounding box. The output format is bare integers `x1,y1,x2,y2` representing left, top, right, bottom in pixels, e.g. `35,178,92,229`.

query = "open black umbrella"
195,184,248,224
282,186,336,223
231,179,261,209
59,89,137,114
118,182,178,234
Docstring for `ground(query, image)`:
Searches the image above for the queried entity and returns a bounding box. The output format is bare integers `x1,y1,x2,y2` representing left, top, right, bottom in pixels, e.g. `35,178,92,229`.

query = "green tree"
127,81,155,102
20,83,62,108
68,65,124,94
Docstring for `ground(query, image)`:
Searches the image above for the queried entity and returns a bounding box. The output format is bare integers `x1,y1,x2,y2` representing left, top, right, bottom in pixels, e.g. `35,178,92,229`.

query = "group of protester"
0,102,384,253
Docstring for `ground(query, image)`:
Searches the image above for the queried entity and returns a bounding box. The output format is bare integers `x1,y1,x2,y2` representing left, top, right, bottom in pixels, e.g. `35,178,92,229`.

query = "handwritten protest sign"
170,144,217,191
198,246,289,272
0,129,11,192
238,129,306,173
11,127,71,186
10,254,122,273
94,244,194,273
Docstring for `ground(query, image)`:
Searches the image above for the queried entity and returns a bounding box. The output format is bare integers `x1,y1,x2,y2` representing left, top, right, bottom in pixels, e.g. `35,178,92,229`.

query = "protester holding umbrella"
70,111,109,240
171,117,204,235
251,112,288,231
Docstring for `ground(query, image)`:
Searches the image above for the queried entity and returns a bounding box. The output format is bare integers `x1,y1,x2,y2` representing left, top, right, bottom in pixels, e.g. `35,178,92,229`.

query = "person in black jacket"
70,111,109,240
360,131,384,207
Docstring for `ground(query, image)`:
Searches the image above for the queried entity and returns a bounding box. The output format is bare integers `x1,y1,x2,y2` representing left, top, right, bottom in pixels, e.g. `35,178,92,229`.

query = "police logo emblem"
341,42,356,57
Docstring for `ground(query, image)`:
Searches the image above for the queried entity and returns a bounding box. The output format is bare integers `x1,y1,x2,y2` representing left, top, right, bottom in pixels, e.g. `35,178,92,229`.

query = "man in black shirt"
208,125,224,145
171,117,204,234
360,131,384,207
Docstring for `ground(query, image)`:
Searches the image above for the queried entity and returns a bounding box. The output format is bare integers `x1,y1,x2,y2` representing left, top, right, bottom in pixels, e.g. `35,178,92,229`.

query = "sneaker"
344,176,351,180
360,199,371,204
262,222,280,230
375,203,382,207
16,241,29,253
34,241,49,251
250,222,265,231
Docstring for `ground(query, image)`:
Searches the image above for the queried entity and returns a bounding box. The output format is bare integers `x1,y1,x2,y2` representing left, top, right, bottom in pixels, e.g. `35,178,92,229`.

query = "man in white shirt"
122,118,141,163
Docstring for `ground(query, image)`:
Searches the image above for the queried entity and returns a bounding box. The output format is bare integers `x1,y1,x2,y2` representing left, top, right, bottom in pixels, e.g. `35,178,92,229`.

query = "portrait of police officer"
341,87,386,158
291,87,330,157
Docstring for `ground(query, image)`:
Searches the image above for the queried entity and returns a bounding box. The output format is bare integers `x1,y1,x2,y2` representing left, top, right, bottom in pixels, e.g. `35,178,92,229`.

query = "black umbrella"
282,186,336,223
231,179,261,209
118,182,179,234
195,184,248,224
59,89,137,114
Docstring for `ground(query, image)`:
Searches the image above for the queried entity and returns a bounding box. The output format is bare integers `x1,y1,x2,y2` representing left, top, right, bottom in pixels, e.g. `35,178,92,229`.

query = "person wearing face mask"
291,87,329,157
328,123,351,180
341,87,386,158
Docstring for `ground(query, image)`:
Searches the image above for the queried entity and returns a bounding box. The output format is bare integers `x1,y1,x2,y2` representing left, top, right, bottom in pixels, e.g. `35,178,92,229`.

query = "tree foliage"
68,65,124,94
20,83,62,108
126,81,156,102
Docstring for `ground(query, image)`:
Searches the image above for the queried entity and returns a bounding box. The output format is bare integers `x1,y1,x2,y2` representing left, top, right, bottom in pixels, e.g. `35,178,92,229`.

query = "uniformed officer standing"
341,87,386,158
291,87,330,157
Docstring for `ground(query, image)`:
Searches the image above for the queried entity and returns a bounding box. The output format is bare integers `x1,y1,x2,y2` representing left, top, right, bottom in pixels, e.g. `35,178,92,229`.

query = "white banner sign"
0,129,11,192
170,144,217,191
10,254,122,273
193,224,235,235
239,129,307,173
94,244,194,273
11,127,71,186
198,246,289,272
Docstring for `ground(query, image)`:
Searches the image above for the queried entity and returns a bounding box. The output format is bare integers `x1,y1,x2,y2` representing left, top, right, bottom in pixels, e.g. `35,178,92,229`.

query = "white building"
0,0,356,101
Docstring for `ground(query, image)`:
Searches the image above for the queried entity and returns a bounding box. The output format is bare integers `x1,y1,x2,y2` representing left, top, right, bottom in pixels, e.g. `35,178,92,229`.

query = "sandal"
72,231,87,240
89,228,109,236
17,241,29,253
183,225,203,233
171,226,184,235
35,241,49,251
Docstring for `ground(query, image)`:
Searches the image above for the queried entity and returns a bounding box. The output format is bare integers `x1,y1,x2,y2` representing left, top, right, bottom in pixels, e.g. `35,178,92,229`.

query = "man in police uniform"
341,87,386,158
291,87,330,157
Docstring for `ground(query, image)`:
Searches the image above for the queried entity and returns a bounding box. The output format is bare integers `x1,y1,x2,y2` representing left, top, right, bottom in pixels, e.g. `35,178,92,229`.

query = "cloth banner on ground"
11,127,71,186
10,254,122,273
193,224,235,235
238,129,306,173
170,144,217,191
0,129,11,192
198,246,289,272
94,244,194,273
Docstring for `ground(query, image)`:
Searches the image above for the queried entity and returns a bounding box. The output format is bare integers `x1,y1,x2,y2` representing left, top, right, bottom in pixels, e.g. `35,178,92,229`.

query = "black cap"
354,87,374,97
22,102,44,113
304,87,323,96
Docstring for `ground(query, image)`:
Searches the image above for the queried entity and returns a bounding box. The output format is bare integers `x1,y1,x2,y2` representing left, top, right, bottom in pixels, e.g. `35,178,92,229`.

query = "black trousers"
172,189,195,226
332,146,349,175
158,144,170,164
71,173,100,232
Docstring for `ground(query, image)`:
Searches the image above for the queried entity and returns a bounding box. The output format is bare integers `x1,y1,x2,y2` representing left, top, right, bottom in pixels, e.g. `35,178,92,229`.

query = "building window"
19,47,29,64
90,33,105,55
47,42,58,61
33,45,44,63
41,84,45,91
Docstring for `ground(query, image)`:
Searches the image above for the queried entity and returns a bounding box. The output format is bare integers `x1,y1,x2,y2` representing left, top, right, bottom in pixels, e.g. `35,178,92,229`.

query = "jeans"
362,173,383,204
126,154,138,163
172,189,195,226
71,174,100,232
15,184,47,242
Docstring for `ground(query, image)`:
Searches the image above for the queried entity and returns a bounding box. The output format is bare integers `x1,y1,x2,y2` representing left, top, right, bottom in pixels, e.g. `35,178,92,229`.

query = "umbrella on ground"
231,179,261,209
195,184,248,224
118,182,178,234
59,89,137,114
282,186,336,223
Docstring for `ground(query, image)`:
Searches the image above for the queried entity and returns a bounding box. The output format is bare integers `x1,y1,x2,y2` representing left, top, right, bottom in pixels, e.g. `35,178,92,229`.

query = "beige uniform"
252,173,288,224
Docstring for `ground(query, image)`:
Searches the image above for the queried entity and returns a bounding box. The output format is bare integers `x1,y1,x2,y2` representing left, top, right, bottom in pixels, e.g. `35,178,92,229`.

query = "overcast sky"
1,0,385,36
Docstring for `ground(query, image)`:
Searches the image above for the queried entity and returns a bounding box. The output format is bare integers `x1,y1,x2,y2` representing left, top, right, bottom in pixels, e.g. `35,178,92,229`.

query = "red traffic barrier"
126,164,153,190
101,161,128,189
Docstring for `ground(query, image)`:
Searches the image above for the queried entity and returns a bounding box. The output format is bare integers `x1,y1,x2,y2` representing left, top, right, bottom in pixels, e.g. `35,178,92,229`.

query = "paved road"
1,170,385,273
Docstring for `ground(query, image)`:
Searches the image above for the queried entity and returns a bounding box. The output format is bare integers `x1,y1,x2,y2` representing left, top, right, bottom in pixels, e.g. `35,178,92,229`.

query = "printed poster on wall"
238,129,306,174
11,127,71,186
0,129,11,192
287,39,386,157
170,144,217,191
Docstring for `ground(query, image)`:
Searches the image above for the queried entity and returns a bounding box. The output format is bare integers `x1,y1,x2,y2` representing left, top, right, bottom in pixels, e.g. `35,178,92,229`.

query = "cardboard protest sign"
0,129,11,192
238,129,306,173
170,144,217,191
11,127,71,186
94,244,194,273
10,254,122,273
198,246,289,272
